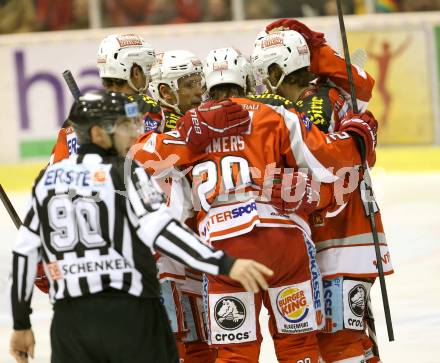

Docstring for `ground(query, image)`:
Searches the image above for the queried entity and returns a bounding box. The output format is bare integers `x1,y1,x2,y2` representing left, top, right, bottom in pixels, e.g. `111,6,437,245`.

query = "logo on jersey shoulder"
311,212,324,227
214,296,246,330
301,113,312,131
276,286,309,323
143,116,159,132
348,284,367,317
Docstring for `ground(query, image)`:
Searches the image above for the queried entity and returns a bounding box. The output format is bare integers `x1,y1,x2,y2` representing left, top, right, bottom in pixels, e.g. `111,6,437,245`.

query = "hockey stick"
62,70,81,100
0,184,22,228
336,0,394,346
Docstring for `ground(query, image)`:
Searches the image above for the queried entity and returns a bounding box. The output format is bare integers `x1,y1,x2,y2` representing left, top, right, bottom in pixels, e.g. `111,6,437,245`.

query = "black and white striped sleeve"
9,196,41,330
126,166,235,276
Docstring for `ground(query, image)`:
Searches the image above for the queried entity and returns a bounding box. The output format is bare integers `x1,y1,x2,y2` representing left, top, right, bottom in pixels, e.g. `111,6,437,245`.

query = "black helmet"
69,90,139,127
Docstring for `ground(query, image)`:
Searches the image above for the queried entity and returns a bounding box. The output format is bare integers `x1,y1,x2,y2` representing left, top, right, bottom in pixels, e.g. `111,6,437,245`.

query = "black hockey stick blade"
62,70,81,100
336,0,394,343
0,184,22,229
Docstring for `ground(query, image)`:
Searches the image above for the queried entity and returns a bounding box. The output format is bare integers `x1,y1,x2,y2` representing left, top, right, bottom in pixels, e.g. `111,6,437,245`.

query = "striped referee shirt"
10,144,235,330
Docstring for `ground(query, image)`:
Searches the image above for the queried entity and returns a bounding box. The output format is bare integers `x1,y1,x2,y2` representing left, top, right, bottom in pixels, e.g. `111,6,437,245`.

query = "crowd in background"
1,0,440,34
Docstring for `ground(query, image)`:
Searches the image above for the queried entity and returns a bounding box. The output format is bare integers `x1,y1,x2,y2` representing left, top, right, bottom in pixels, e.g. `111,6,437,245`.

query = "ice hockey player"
147,49,218,363
132,46,378,363
50,33,163,165
253,19,394,362
8,90,273,363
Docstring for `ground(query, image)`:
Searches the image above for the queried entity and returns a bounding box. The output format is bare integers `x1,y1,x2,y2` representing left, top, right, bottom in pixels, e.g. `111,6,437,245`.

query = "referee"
9,91,273,363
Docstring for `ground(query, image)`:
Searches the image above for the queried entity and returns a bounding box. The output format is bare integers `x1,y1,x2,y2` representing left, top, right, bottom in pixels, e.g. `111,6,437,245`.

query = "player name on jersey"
205,135,245,154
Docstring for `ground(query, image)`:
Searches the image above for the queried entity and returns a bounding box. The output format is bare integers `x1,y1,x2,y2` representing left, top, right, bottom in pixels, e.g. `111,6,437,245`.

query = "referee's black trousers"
51,292,179,363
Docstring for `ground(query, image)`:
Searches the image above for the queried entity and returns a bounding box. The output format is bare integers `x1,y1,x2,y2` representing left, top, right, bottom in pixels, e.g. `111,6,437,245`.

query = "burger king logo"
276,287,309,323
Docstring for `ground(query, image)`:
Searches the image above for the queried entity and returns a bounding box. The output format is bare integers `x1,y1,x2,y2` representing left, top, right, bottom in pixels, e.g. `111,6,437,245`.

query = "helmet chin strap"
128,70,150,94
265,72,286,94
128,78,147,94
158,89,182,115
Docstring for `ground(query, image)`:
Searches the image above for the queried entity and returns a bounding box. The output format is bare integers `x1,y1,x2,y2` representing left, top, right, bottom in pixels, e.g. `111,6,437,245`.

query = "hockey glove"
34,262,49,294
265,18,326,49
266,172,319,216
339,110,378,164
177,100,250,152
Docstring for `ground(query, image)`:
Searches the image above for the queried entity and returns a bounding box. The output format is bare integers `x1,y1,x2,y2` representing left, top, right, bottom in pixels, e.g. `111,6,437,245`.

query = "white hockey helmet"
148,50,204,113
251,30,310,92
204,47,253,94
97,34,156,92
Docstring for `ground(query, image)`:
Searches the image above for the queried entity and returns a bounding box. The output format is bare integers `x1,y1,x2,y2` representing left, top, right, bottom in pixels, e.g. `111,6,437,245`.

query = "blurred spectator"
402,0,440,11
70,0,89,29
0,0,35,34
245,0,276,20
146,0,176,24
104,0,149,27
322,0,355,15
35,0,73,31
374,0,401,12
147,0,202,24
204,0,231,21
274,0,321,17
3,0,440,34
175,0,202,23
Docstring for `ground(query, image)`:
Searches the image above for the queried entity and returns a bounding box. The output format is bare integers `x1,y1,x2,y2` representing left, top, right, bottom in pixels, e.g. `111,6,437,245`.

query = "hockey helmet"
148,50,203,112
204,47,253,93
251,30,310,92
69,90,139,131
97,34,155,91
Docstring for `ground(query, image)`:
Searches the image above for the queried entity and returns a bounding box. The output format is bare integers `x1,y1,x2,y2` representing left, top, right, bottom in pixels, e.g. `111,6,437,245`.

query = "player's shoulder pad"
128,93,161,114
247,93,295,109
295,86,333,132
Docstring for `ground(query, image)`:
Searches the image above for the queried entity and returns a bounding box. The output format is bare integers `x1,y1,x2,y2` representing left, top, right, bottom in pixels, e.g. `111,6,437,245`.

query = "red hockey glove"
266,172,319,216
177,100,250,152
339,110,378,164
265,18,326,49
34,262,49,294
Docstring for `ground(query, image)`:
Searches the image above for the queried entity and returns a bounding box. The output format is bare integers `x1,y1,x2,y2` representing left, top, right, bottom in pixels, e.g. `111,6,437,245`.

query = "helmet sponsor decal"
97,55,107,64
262,34,284,49
117,34,143,48
213,61,229,71
191,58,202,66
297,45,309,55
